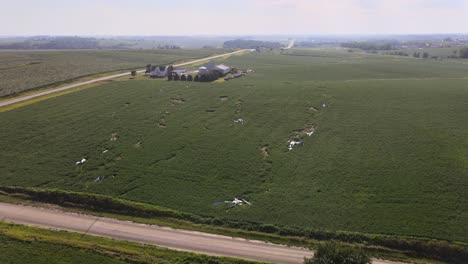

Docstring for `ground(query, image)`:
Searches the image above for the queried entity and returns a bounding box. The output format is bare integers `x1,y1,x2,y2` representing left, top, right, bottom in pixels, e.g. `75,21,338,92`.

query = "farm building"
215,64,232,75
150,65,169,78
172,69,187,75
198,63,232,76
203,62,216,70
198,66,209,75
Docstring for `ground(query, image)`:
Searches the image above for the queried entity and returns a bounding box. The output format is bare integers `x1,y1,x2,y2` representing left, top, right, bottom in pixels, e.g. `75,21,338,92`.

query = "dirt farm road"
0,49,251,108
0,202,406,264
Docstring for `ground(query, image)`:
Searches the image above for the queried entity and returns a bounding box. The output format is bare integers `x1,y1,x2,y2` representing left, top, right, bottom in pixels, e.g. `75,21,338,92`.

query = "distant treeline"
295,41,330,47
341,41,396,51
223,39,282,49
0,37,129,50
156,44,181,50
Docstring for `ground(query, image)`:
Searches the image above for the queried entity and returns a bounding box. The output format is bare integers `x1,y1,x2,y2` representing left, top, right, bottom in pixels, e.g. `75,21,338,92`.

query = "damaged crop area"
1,49,468,247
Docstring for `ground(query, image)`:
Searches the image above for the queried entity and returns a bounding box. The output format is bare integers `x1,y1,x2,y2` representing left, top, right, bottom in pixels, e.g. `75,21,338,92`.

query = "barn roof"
216,64,231,71
203,62,216,69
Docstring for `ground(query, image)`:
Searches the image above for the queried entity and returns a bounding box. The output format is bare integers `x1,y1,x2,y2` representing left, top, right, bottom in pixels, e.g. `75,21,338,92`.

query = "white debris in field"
234,118,244,124
306,130,315,137
75,158,87,165
102,150,109,154
322,103,328,108
110,133,118,141
288,140,304,151
94,176,103,182
226,197,251,207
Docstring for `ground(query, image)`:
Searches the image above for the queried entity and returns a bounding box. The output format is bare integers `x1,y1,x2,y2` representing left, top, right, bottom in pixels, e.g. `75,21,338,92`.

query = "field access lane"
0,49,251,108
0,202,406,264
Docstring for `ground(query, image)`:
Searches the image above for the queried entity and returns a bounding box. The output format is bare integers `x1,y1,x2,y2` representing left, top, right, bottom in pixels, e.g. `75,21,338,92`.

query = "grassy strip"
0,186,465,263
0,221,260,264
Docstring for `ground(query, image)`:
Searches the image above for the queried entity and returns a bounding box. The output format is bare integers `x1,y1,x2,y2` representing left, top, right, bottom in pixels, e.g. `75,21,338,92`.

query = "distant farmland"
1,49,467,243
0,49,225,97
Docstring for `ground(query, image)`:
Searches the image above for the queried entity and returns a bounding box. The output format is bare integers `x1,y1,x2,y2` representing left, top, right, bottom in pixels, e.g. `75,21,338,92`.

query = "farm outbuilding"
172,69,187,75
203,62,216,70
215,64,232,75
198,63,232,76
150,65,169,78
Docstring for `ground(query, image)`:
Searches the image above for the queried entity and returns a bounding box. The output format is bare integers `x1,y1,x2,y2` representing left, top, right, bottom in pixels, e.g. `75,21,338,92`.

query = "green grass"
0,221,259,264
0,49,467,245
0,235,128,264
0,49,227,97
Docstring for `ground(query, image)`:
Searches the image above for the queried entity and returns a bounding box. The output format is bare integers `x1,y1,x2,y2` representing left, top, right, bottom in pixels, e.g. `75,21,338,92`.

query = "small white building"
215,64,232,75
150,65,169,78
172,69,187,75
198,64,232,76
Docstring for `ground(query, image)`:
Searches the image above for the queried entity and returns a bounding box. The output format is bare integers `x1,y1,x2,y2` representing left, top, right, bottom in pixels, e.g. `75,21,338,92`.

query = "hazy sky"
1,0,467,36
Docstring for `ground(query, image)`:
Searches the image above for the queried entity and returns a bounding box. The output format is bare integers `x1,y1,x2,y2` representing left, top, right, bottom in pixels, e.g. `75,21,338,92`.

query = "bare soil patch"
171,95,185,104
157,118,167,128
110,133,118,142
260,145,269,159
292,126,316,137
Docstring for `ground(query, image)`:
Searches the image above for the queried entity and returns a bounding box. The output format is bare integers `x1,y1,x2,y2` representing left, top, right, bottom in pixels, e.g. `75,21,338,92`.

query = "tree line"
168,70,223,82
223,39,282,49
0,36,132,50
341,41,396,51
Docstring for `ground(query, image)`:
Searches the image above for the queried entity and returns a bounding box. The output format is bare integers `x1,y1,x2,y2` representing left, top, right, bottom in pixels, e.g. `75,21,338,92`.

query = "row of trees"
223,39,282,49
384,51,430,58
413,52,429,58
168,70,224,82
341,41,396,51
156,44,181,49
0,36,137,50
168,73,194,81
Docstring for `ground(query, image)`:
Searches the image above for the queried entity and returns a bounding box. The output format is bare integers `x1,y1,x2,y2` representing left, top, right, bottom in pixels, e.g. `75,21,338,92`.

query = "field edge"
0,185,465,264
